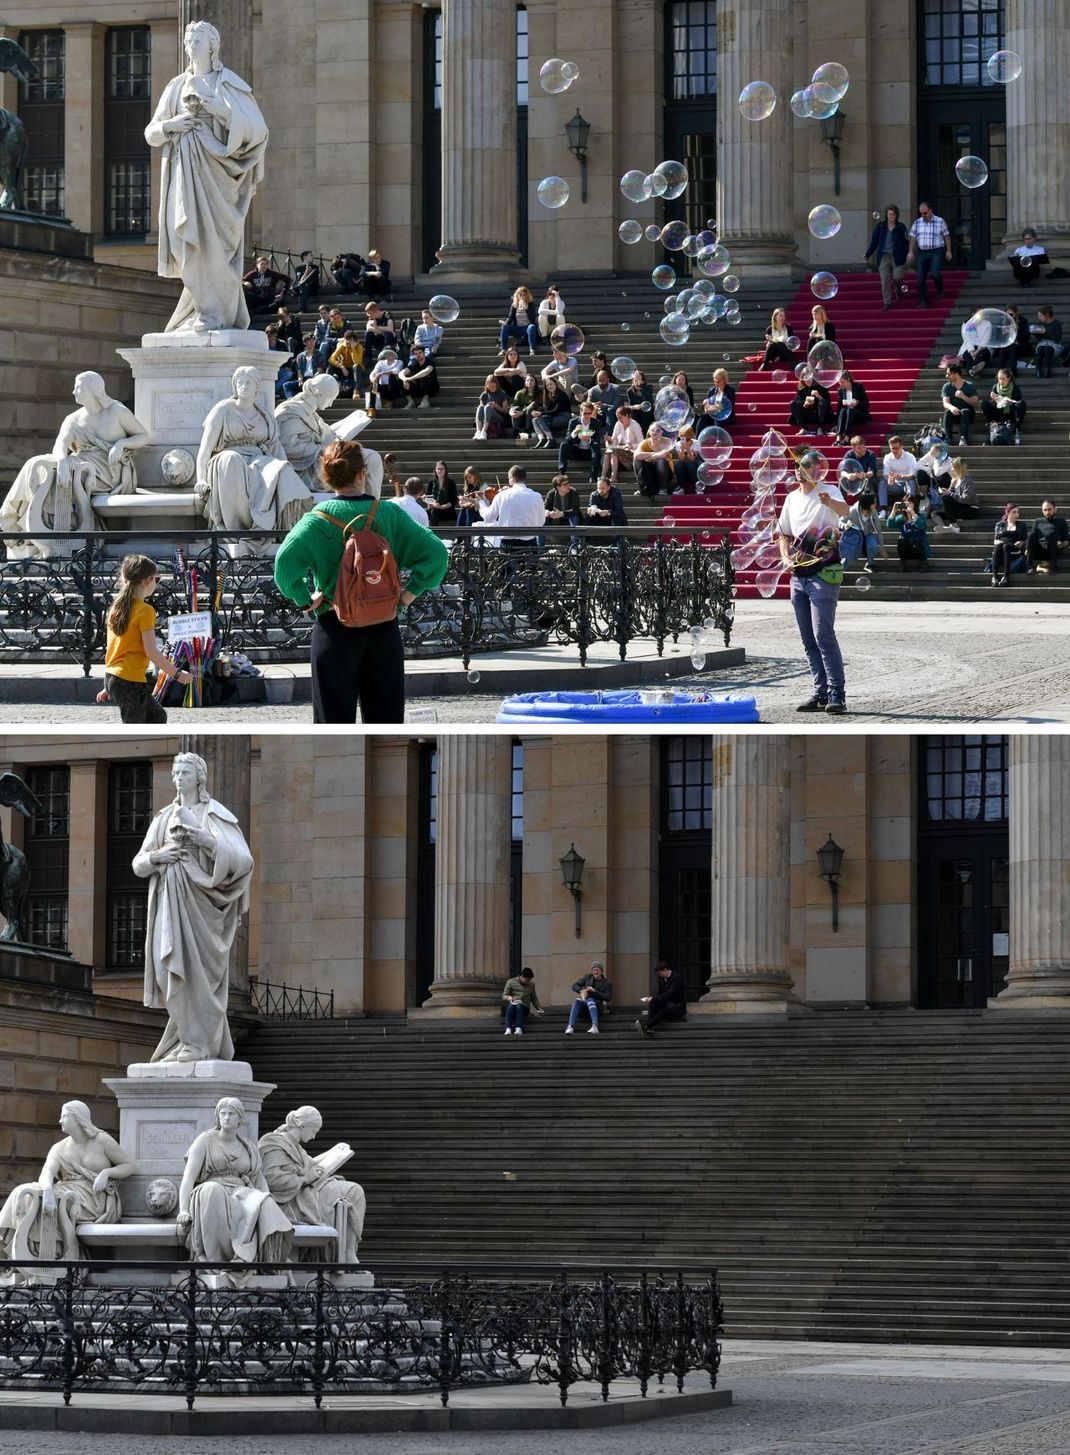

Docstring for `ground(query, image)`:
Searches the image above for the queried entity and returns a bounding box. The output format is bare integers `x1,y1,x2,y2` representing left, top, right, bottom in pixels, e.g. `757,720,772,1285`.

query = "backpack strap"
313,499,381,534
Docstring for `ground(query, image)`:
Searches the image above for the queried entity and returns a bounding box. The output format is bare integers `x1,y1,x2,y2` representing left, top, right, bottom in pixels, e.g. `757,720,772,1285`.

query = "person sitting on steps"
1027,500,1070,573
635,962,687,1038
888,495,930,571
565,962,612,1035
991,503,1028,587
502,967,544,1036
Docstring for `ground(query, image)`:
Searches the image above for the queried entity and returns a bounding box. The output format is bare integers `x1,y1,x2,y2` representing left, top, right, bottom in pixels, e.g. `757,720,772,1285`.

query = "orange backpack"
314,501,402,628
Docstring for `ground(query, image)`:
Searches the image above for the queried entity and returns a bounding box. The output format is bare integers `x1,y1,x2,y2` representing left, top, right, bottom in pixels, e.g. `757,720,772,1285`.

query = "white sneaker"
565,1026,575,1034
878,509,887,520
473,429,486,440
515,1028,523,1035
587,1026,599,1034
949,522,961,533
504,1027,512,1035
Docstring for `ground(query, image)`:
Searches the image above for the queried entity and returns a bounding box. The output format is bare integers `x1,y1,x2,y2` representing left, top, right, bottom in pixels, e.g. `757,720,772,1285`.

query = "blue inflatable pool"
496,689,760,724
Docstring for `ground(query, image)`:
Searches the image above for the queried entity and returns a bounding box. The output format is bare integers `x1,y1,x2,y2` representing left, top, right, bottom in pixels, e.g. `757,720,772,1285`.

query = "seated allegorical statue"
196,365,313,554
0,1101,137,1265
178,1096,293,1265
259,1106,366,1264
0,372,154,559
275,374,342,489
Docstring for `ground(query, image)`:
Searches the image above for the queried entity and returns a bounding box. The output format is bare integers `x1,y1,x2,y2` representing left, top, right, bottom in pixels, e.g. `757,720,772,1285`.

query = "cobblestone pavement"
8,1342,1070,1454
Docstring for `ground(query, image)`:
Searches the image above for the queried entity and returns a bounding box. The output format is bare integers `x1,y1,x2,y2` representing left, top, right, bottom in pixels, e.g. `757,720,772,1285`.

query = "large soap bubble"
839,457,865,491
539,58,579,94
749,446,788,489
618,219,643,245
697,242,731,278
652,264,677,290
428,294,459,323
810,271,839,300
697,464,725,490
660,220,690,251
707,395,733,422
537,176,569,208
620,170,652,204
961,307,1017,351
696,426,733,467
610,355,637,379
790,89,813,118
654,159,689,199
807,339,844,388
955,155,989,189
796,449,830,485
654,384,692,429
808,204,842,239
800,84,838,120
551,323,585,356
739,80,777,120
755,564,789,599
987,49,1022,83
811,61,849,100
659,314,690,347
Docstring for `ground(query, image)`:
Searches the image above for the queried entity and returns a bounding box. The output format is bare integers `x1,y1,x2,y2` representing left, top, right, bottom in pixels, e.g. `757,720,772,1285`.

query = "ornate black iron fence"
0,1261,722,1409
250,980,335,1019
0,527,733,674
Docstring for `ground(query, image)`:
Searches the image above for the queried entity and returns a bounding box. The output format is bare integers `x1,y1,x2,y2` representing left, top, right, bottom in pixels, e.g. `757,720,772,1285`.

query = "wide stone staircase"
242,1009,1070,1347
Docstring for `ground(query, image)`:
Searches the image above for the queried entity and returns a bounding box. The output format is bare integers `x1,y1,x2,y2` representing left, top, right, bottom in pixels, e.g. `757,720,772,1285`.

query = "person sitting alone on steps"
1027,500,1070,573
565,963,612,1035
502,968,544,1036
635,962,687,1038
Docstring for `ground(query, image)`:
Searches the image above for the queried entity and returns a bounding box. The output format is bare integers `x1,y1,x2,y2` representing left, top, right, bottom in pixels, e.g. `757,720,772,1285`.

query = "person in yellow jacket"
327,330,364,398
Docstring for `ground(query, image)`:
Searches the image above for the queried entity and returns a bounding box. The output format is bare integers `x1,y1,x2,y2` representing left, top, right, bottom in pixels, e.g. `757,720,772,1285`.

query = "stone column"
68,761,107,971
178,0,253,92
715,0,797,273
180,734,252,1003
431,0,520,280
697,737,796,1014
1002,1,1070,259
990,738,1070,1009
421,738,512,1014
63,23,106,237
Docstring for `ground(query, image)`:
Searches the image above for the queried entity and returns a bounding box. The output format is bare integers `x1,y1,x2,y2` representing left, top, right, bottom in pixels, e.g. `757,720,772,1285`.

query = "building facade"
0,731,1065,1019
2,0,1065,279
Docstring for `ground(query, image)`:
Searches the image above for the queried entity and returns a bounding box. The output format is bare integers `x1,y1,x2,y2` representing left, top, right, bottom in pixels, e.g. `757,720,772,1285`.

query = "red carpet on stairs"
657,269,970,598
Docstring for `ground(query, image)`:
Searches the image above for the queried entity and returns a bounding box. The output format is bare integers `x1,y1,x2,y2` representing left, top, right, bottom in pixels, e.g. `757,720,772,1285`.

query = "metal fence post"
556,1272,572,1406
598,1270,614,1403
436,1271,453,1407
637,1271,651,1398
182,1269,199,1410
312,1266,326,1407
576,536,590,667
674,1270,688,1393
80,536,95,678
61,1266,75,1405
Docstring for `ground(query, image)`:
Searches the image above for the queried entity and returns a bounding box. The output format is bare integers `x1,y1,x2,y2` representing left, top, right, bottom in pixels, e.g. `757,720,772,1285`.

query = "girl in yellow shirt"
104,555,190,724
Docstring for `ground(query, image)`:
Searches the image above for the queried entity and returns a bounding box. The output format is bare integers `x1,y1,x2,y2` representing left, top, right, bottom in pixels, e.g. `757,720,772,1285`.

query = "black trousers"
105,672,167,724
981,398,1026,429
647,1001,687,1030
310,613,406,724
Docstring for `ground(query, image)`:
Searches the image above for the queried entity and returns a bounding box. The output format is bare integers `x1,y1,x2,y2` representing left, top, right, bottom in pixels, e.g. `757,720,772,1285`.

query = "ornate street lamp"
816,834,845,932
565,110,591,204
559,843,586,937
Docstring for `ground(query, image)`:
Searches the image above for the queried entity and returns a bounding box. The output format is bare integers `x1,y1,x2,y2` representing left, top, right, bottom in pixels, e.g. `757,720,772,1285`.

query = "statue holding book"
259,1106,365,1264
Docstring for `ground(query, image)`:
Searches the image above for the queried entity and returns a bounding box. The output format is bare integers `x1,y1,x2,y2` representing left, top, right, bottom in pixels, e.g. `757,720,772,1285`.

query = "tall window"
18,30,65,216
23,765,70,951
105,28,151,234
924,736,1009,823
664,4,717,253
660,739,712,1002
106,762,153,969
668,0,718,101
663,737,713,833
921,0,1004,87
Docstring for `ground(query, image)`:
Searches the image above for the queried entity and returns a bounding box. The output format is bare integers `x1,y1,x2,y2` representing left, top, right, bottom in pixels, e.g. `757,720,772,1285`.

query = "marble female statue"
133,751,254,1064
259,1107,366,1264
197,366,313,552
0,372,153,559
0,1101,136,1264
179,1097,292,1264
145,20,269,334
274,375,341,489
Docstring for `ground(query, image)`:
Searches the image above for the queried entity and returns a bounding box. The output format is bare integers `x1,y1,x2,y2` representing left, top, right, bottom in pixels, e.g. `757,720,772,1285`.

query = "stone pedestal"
990,738,1070,1010
418,738,513,1015
431,0,521,281
1002,0,1070,259
696,737,797,1015
117,331,279,491
714,0,797,274
103,1059,276,1221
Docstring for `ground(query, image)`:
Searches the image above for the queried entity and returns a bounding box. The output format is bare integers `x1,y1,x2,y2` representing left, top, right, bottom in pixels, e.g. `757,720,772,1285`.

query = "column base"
714,237,798,277
989,971,1070,1011
695,972,800,1016
430,242,523,284
413,979,503,1017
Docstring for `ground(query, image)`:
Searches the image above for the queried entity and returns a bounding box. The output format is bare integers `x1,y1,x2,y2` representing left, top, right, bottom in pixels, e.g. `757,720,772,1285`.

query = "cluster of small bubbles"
660,219,690,251
652,264,676,290
808,204,842,239
722,274,741,294
539,57,580,93
428,294,459,323
537,176,570,208
955,155,989,189
620,170,650,204
987,49,1023,83
738,80,777,121
659,313,690,346
810,270,838,300
654,159,689,198
618,219,643,245
551,323,585,356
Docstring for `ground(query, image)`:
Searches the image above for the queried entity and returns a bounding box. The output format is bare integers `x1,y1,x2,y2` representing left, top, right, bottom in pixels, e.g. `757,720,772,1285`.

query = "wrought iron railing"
0,1261,723,1409
0,527,733,675
251,980,335,1020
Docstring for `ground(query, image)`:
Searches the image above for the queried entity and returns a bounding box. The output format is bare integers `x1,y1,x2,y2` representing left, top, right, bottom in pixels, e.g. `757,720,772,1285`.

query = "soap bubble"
663,515,677,528
801,84,839,120
808,204,842,239
697,464,725,488
690,653,707,671
680,234,701,258
621,169,652,203
621,323,630,332
610,355,638,379
654,159,689,198
786,335,801,350
646,171,669,197
652,264,677,290
955,155,989,189
811,61,849,100
693,229,717,252
551,323,585,355
808,339,844,388
794,363,813,382
466,669,481,684
810,271,839,300
537,176,569,208
659,313,690,347
697,242,731,278
762,428,789,455
771,369,788,384
693,278,716,299
855,573,873,593
796,448,830,484
872,210,881,220
696,426,733,467
722,274,741,294
427,295,460,325
655,384,692,429
961,307,1017,351
739,80,777,121
539,57,578,93
661,219,690,251
644,224,662,242
749,446,788,488
987,49,1022,83
839,457,865,490
755,565,787,599
684,291,707,319
707,395,733,422
790,89,813,118
618,219,643,245
663,295,679,312
747,401,756,409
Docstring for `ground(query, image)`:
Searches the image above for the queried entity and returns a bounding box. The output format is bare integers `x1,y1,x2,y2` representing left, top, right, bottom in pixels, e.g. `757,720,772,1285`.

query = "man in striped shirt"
907,201,952,308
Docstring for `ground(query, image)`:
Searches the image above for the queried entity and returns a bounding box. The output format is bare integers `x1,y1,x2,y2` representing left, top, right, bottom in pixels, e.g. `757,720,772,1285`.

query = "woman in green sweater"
274,439,448,723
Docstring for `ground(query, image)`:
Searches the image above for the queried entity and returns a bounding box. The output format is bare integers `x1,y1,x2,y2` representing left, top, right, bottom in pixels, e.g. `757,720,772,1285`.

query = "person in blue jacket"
864,205,910,310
